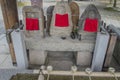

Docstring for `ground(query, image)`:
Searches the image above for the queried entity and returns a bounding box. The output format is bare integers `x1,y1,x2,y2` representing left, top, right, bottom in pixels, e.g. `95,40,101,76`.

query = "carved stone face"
58,6,66,14
88,11,95,19
26,12,38,18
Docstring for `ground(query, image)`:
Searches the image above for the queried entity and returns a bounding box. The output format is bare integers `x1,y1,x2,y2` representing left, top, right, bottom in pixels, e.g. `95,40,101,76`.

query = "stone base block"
76,51,92,66
29,50,47,65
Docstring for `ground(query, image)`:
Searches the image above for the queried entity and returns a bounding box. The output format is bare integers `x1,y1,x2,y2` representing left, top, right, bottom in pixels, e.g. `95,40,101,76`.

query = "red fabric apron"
84,18,98,32
26,18,39,30
55,14,69,27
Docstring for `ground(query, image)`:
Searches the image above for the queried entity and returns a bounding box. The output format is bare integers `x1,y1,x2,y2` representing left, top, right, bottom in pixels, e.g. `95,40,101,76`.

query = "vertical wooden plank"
0,0,19,29
9,43,16,63
6,34,17,63
104,33,117,68
113,38,120,64
0,0,19,63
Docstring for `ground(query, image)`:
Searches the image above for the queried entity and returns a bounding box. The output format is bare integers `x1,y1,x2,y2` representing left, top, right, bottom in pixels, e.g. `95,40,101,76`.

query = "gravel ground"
0,69,33,80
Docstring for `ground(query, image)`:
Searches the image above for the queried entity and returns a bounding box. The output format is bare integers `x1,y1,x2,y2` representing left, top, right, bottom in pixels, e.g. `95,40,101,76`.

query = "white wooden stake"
91,32,110,71
11,30,28,69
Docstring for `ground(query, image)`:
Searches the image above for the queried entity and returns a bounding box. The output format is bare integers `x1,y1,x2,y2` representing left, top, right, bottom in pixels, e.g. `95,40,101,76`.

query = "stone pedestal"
77,51,92,66
29,50,47,65
25,36,95,66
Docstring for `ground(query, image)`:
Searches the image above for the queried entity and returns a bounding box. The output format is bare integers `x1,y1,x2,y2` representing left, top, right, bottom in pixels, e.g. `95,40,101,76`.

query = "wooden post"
113,38,120,64
0,0,19,63
104,33,117,69
0,0,19,30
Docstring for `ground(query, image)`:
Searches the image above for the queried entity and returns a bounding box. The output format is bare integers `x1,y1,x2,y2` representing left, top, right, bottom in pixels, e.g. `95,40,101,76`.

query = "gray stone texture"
50,1,73,37
78,4,101,31
22,6,45,38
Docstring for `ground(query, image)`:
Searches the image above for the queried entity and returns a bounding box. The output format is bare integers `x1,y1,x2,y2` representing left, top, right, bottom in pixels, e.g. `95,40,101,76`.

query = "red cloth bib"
26,18,39,30
84,18,98,32
55,14,69,27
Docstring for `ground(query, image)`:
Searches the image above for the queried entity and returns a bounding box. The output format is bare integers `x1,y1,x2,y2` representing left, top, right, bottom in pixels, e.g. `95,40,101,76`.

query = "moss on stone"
10,74,120,80
10,74,39,80
17,1,31,7
104,7,119,12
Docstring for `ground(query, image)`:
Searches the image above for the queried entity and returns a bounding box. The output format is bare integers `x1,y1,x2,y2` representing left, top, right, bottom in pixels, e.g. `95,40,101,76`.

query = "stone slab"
25,36,95,52
29,50,47,65
77,51,92,66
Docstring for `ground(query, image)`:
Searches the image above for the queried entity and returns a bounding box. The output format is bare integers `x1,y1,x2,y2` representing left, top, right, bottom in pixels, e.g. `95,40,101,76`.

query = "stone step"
48,57,74,61
47,51,76,58
46,60,74,71
46,51,76,70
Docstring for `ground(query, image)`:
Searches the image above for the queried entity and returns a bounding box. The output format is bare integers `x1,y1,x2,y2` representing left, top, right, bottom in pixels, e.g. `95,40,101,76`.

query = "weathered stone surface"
78,4,101,43
78,4,101,31
29,50,47,65
77,51,92,66
50,1,73,37
46,51,75,70
25,36,95,52
22,6,45,38
22,6,46,65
